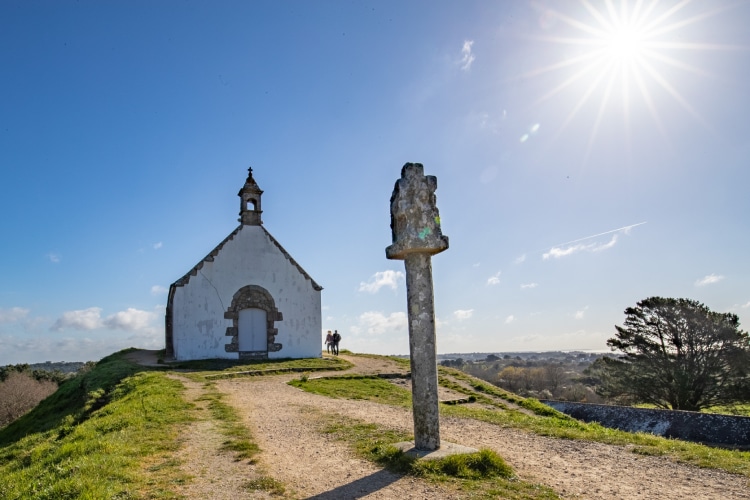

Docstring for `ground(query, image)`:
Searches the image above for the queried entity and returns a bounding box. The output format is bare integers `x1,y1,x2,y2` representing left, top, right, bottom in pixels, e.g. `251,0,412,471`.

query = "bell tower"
238,167,263,226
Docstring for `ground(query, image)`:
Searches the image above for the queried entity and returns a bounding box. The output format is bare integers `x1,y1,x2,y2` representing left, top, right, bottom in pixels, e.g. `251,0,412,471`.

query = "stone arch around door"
224,285,283,360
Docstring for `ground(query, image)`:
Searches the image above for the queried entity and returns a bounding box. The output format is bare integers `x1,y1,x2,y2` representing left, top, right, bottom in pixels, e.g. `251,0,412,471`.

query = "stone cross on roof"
239,167,264,226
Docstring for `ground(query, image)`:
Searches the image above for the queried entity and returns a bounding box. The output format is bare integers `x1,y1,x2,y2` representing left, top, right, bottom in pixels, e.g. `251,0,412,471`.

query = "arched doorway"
224,285,283,360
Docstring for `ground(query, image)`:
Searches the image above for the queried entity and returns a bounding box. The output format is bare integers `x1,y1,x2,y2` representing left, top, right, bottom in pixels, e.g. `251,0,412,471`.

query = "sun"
522,0,736,159
605,26,645,62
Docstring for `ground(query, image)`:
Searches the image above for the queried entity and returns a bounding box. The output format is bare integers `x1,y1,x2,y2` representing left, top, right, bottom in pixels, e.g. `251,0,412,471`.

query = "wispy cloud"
151,285,168,295
51,307,158,333
0,307,30,323
543,234,618,259
487,271,501,286
153,242,163,250
453,309,474,320
514,254,527,264
460,40,475,71
742,301,750,309
520,283,538,289
47,253,61,263
505,315,515,324
350,311,407,335
695,274,724,287
358,270,404,293
543,222,646,260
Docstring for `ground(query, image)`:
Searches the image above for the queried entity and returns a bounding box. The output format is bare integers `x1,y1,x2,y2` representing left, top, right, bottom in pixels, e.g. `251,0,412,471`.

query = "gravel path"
168,374,273,499
123,351,749,499
211,355,750,499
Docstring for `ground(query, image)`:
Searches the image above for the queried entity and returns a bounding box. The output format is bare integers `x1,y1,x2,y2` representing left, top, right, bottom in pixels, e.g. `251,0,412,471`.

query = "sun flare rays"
525,0,744,160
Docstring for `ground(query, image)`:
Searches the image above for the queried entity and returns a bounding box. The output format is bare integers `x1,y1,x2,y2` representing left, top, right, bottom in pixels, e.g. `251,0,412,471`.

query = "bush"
416,449,514,479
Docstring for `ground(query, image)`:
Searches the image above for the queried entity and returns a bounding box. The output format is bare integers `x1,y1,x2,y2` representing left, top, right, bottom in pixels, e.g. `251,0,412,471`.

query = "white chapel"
165,168,323,361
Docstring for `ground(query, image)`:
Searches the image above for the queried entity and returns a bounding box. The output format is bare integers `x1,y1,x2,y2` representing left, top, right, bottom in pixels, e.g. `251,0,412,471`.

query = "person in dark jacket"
332,330,341,355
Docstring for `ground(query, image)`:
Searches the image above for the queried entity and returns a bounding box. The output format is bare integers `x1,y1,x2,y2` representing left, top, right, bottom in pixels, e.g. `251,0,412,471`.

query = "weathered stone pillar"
386,163,448,451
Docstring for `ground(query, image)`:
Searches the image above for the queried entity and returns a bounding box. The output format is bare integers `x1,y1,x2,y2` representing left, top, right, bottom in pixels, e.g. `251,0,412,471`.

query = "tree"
601,297,750,411
497,366,524,393
440,358,464,368
543,363,567,393
581,357,622,397
522,367,545,392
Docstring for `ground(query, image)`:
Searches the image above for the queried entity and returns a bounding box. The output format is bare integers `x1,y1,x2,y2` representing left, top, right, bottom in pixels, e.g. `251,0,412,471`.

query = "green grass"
704,404,750,417
334,351,413,373
437,375,502,407
415,449,514,479
243,476,286,496
440,368,568,418
171,355,352,378
289,374,412,406
195,382,261,460
3,349,746,497
389,355,412,369
0,350,193,499
0,349,144,445
438,370,750,475
0,350,303,498
289,365,750,479
317,413,558,499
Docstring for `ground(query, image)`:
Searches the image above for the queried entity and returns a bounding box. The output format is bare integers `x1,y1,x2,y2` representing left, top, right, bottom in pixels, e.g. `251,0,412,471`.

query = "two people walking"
325,330,342,355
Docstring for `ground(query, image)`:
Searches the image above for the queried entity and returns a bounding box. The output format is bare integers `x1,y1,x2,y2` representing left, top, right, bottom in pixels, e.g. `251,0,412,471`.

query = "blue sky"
2,0,749,364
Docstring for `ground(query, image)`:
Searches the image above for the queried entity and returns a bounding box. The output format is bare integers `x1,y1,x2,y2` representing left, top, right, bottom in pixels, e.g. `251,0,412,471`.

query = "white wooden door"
238,308,267,351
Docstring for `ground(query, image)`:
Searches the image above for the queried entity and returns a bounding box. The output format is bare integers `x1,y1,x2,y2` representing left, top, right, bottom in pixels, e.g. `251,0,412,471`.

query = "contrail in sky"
552,222,647,248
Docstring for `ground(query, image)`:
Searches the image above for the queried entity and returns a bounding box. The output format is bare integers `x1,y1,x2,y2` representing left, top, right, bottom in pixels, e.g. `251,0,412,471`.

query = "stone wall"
541,400,750,448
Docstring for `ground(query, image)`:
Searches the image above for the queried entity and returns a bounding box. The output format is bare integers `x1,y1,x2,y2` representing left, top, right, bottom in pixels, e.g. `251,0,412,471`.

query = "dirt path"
211,355,749,499
167,374,272,499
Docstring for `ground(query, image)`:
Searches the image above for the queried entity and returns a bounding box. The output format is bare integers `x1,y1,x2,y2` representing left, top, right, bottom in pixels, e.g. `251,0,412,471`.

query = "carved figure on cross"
386,163,448,260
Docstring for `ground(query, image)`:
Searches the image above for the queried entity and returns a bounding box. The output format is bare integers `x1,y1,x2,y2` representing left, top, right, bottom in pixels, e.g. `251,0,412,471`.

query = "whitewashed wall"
171,225,321,360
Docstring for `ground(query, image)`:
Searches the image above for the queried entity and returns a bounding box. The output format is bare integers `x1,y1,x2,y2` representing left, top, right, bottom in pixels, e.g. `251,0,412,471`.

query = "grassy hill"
0,350,191,498
0,350,350,499
1,349,748,499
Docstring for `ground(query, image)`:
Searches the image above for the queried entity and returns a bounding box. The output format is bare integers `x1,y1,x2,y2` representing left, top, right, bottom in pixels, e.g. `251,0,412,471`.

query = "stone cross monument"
386,163,449,451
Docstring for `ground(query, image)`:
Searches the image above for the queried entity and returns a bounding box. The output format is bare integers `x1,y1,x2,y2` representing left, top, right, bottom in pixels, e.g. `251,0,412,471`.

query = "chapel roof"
171,225,322,292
